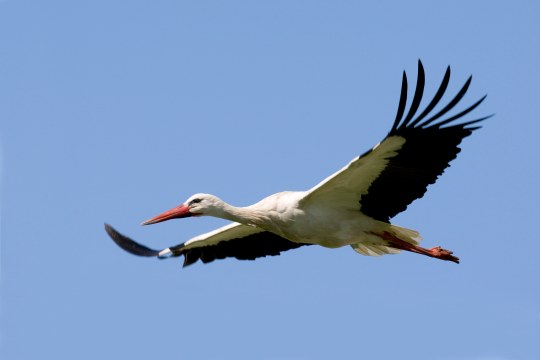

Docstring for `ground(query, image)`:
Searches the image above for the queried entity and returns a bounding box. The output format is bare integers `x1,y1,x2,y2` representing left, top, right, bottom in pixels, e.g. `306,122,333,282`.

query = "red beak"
141,204,193,225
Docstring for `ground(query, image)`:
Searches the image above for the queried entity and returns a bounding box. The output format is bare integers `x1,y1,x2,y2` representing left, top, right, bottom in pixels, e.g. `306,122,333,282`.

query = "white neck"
218,203,267,226
207,199,268,227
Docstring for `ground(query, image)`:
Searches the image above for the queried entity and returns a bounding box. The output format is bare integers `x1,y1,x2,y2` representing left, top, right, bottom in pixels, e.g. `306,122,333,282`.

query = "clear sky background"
1,1,539,360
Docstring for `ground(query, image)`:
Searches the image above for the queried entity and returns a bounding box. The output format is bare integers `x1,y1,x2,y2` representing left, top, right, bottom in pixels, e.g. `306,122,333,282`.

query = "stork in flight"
105,61,490,268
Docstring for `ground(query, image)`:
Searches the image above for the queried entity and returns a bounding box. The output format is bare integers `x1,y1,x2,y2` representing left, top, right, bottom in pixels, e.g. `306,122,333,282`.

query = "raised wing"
105,223,309,267
301,60,490,222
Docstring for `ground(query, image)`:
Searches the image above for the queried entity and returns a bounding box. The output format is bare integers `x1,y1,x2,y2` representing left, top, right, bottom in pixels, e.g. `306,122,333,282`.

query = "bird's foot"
374,231,460,264
428,246,460,264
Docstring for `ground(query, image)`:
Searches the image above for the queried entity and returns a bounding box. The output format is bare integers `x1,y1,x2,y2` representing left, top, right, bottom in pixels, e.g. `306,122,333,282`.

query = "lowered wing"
105,222,310,267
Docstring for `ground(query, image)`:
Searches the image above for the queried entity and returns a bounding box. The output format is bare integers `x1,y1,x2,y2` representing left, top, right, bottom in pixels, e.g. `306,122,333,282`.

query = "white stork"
105,61,490,267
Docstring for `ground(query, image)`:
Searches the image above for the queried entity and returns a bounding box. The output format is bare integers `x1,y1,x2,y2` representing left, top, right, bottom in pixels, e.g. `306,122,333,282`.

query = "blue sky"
1,1,539,359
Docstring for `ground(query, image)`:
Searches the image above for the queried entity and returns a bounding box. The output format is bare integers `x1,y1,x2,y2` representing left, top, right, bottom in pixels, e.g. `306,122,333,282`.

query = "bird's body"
186,191,389,248
105,61,490,268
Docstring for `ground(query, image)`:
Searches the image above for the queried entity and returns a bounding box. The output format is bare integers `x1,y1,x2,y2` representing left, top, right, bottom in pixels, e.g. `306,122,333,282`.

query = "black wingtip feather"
104,223,160,257
409,66,451,128
419,75,473,128
390,64,486,134
458,114,494,129
391,71,408,133
401,60,425,127
434,95,488,128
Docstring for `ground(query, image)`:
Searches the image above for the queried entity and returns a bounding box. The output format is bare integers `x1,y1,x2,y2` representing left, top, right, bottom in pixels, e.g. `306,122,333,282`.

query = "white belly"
268,204,388,248
246,191,390,248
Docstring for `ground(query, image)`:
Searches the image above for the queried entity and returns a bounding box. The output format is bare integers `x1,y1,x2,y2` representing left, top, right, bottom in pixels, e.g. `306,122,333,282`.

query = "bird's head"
141,193,224,225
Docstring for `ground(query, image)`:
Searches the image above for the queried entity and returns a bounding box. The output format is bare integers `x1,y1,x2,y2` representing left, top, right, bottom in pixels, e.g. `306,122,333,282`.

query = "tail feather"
351,224,422,257
351,243,402,256
389,225,422,245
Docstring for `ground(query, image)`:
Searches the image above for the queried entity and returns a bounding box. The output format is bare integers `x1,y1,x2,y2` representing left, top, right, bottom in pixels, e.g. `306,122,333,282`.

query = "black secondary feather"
168,232,310,267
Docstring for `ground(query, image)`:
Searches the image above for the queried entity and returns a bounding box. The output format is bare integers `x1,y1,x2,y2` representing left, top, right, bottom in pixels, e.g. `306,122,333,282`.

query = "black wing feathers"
401,61,425,127
409,66,450,127
360,60,490,223
104,224,309,267
168,232,309,267
390,71,409,133
105,223,159,257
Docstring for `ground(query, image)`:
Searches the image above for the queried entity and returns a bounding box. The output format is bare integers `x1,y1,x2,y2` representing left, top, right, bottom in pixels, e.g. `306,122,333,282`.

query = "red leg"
375,231,460,264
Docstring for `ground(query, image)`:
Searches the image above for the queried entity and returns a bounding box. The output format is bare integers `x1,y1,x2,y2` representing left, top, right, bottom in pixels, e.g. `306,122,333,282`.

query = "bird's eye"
189,198,202,206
